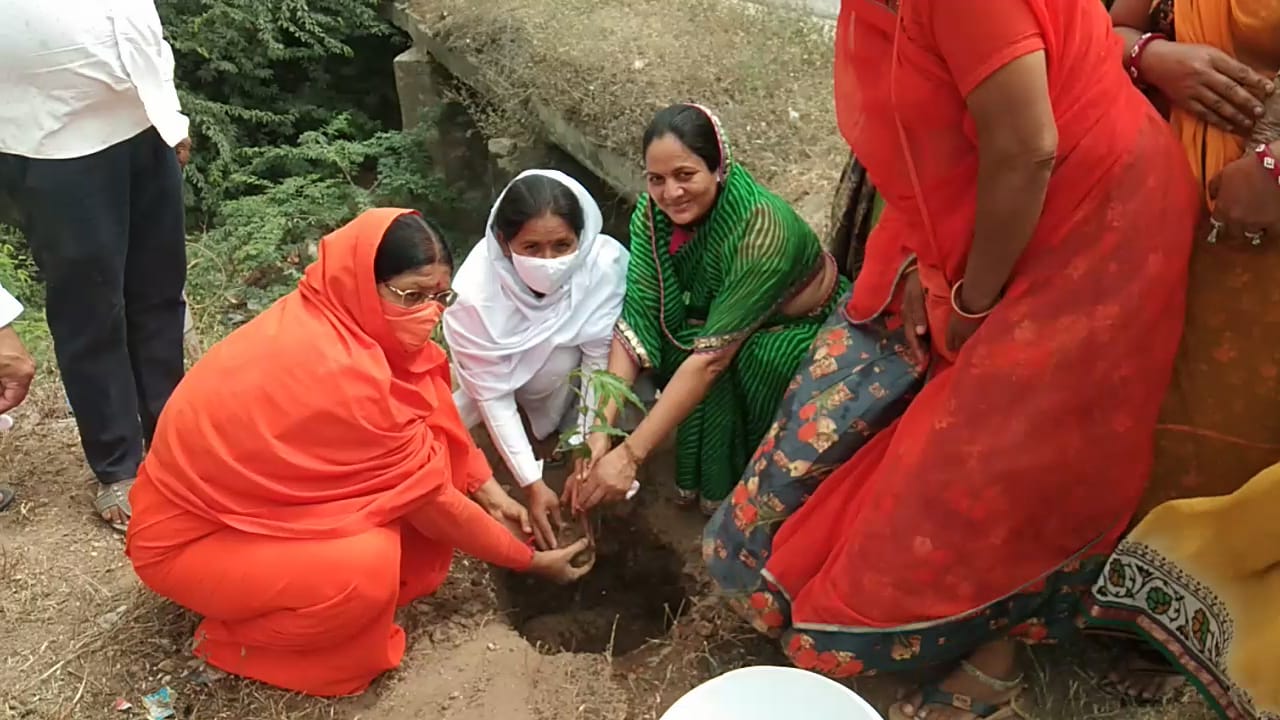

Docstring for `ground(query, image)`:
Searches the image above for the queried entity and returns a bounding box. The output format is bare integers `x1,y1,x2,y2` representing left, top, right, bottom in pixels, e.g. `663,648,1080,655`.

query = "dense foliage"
1,0,451,333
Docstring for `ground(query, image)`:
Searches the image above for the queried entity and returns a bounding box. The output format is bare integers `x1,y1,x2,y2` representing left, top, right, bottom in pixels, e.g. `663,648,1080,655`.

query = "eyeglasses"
384,284,457,308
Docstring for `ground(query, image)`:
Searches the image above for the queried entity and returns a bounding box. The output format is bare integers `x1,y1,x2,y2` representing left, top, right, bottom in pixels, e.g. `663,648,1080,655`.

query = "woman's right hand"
1141,40,1273,136
527,538,593,584
561,432,611,508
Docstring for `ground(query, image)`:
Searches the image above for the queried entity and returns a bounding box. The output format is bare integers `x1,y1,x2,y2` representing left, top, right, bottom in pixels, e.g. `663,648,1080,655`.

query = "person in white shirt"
0,0,189,531
444,170,629,549
0,282,36,512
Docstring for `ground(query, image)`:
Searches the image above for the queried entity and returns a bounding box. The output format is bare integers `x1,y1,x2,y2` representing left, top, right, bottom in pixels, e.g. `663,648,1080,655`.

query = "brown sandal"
889,660,1025,720
93,478,134,533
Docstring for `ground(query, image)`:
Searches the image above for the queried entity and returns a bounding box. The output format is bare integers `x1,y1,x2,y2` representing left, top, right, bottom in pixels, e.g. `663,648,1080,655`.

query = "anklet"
960,660,1023,692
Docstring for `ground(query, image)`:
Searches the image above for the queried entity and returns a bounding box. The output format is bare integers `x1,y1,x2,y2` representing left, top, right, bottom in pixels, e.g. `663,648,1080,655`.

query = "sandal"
543,447,568,469
1098,643,1186,704
890,660,1025,720
93,478,135,533
0,485,14,512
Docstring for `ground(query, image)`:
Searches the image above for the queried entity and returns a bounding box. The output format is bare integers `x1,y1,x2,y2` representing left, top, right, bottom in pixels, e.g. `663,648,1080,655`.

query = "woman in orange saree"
1085,1,1280,715
703,1,1199,718
125,208,588,697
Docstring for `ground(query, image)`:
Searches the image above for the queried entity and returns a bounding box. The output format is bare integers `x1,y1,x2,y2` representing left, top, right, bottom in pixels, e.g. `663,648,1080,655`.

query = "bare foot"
1106,651,1185,703
894,640,1022,720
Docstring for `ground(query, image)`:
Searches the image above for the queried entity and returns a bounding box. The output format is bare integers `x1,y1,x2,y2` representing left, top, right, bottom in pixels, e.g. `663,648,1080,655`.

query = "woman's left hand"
473,479,534,540
574,443,639,512
1208,149,1280,244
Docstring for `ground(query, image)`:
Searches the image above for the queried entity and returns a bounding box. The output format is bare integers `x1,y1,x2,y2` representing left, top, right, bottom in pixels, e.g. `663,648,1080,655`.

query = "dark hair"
373,212,452,283
492,174,585,244
642,104,722,173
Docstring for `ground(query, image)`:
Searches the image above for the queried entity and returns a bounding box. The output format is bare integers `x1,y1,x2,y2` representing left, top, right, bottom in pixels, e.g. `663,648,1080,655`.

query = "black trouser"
0,128,186,483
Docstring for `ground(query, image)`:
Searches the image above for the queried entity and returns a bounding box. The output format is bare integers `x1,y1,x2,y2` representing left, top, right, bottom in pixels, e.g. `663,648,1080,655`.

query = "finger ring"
1245,230,1266,246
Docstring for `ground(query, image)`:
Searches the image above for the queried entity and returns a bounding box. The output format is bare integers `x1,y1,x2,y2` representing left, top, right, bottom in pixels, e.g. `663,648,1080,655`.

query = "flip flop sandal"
0,486,14,513
890,661,1025,720
93,479,135,533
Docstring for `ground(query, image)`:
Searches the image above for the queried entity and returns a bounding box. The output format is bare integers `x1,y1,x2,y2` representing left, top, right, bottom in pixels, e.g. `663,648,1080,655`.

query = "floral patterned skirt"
703,299,1113,677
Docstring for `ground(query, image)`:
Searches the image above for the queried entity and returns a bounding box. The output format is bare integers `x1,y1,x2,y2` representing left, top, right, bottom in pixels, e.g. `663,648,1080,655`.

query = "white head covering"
444,169,629,402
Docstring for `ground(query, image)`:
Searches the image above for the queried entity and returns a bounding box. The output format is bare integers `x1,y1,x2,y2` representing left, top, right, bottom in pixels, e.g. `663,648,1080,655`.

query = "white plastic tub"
659,665,882,720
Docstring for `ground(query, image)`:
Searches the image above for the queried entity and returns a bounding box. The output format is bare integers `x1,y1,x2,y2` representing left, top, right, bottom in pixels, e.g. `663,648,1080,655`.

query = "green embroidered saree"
616,152,847,510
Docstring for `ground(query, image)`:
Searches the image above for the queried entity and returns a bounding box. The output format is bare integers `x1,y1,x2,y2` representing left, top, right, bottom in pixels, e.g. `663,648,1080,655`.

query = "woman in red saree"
126,208,587,697
703,1,1200,718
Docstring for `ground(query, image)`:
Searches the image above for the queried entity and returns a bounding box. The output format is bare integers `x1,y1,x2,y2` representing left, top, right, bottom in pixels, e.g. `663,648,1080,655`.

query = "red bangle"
1254,143,1280,187
1128,32,1167,86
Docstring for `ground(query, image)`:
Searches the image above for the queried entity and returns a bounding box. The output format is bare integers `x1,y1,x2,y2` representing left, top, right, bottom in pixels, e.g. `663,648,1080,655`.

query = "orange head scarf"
1172,0,1280,198
138,208,484,539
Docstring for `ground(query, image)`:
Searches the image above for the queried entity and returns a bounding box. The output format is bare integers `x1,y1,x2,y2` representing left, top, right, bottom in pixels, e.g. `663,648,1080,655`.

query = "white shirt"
0,0,189,159
454,344,606,488
0,283,22,328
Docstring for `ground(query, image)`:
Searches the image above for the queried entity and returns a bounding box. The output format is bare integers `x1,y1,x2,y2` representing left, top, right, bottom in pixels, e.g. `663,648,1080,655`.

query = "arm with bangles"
928,1,1059,347
1111,0,1272,135
954,52,1057,321
568,334,737,511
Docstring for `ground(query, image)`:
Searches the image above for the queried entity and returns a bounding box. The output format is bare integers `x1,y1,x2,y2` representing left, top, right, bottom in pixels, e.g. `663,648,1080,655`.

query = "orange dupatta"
1172,0,1280,196
136,208,491,539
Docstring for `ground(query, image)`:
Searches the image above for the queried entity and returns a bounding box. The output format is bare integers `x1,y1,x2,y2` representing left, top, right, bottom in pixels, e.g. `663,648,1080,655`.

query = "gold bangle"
950,279,996,319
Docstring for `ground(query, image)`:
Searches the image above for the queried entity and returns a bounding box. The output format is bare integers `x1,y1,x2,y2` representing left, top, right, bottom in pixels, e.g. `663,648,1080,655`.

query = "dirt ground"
0,373,1217,720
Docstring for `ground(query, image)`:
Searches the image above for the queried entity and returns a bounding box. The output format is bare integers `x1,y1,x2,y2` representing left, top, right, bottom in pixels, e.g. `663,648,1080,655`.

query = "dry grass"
410,0,845,216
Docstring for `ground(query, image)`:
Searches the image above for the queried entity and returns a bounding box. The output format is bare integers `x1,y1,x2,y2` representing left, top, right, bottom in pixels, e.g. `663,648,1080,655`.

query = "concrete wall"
390,2,646,200
389,0,837,204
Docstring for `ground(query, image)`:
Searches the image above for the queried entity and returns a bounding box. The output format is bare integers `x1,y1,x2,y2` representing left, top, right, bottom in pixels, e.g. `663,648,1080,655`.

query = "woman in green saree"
569,103,847,515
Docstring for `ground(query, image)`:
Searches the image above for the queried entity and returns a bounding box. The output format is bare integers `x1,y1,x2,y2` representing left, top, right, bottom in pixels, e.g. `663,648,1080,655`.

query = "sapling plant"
555,367,648,570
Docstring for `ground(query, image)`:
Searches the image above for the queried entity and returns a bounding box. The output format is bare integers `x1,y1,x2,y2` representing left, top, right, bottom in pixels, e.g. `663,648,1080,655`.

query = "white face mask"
511,251,578,294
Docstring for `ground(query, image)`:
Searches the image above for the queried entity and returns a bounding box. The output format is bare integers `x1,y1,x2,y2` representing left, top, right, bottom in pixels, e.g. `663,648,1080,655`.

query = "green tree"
153,0,452,328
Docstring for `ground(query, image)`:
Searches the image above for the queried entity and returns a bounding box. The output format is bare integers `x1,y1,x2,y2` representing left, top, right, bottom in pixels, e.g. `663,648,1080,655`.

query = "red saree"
764,0,1198,636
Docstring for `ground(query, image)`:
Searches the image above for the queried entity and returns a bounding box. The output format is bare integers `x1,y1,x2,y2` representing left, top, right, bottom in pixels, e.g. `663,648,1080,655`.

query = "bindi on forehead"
397,264,451,292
